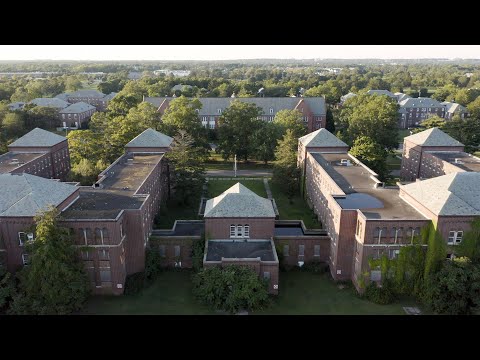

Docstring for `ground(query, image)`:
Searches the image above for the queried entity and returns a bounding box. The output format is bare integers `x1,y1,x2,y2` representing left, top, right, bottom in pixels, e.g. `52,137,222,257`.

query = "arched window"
85,228,94,245
269,107,274,114
94,228,102,245
236,225,243,238
244,225,250,238
102,228,109,244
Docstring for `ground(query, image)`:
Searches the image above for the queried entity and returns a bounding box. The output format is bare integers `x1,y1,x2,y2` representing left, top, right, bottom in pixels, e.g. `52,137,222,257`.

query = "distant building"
171,84,192,93
153,69,191,77
441,101,468,119
0,128,70,180
29,98,69,109
398,97,446,128
59,102,97,129
144,96,327,133
54,90,116,111
339,92,357,105
8,102,25,111
127,71,143,80
366,89,397,99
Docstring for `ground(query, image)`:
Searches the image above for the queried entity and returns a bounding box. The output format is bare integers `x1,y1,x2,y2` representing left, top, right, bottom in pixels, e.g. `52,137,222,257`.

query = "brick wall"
205,217,275,240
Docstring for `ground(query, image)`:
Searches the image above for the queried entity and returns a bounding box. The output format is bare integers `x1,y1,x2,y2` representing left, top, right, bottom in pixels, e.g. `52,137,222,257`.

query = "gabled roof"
59,102,96,114
299,128,348,148
172,84,192,91
143,97,326,116
0,173,77,217
68,89,105,98
8,128,66,148
401,172,480,216
441,101,467,114
340,92,357,102
125,128,173,148
55,93,71,101
399,97,443,108
204,183,275,218
30,97,69,109
404,127,463,147
102,92,117,101
367,90,396,98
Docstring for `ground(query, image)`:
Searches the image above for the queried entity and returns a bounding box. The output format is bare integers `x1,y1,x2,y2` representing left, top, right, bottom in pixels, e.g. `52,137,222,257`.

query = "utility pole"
234,154,237,178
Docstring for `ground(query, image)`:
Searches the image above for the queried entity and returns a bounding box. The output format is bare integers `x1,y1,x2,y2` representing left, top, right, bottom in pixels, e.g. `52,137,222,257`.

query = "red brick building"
301,127,480,291
144,96,327,133
0,128,173,295
59,102,96,129
0,128,70,180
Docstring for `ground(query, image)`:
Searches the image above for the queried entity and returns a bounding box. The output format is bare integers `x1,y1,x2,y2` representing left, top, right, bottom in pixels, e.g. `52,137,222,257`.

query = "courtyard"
82,271,416,315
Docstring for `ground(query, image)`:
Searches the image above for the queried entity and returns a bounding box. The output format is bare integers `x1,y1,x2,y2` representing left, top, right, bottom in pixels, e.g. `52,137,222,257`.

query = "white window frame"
22,253,29,265
230,225,236,238
236,224,243,238
314,245,320,257
448,231,463,245
244,225,250,238
18,232,26,246
269,107,274,114
217,108,222,114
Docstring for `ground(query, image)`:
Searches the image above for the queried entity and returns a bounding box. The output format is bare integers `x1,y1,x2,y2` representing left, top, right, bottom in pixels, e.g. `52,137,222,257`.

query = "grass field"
205,152,273,171
82,271,416,315
269,182,320,229
386,154,402,171
207,179,267,198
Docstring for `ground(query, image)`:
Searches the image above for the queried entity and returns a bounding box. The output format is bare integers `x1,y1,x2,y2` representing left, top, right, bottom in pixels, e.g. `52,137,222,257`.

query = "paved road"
206,169,273,177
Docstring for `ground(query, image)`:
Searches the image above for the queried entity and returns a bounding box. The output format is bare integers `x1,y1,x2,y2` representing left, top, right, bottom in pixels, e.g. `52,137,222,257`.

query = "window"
263,272,271,280
85,228,94,245
446,253,455,260
120,222,124,238
174,245,180,257
269,107,274,114
217,108,222,114
244,225,250,238
99,249,110,260
448,231,463,245
230,225,236,238
102,228,109,243
390,249,400,259
81,250,91,260
236,225,243,238
100,270,111,282
22,254,29,265
314,245,320,257
94,228,102,245
159,245,166,257
209,123,215,129
299,244,305,257
18,232,26,246
283,245,289,256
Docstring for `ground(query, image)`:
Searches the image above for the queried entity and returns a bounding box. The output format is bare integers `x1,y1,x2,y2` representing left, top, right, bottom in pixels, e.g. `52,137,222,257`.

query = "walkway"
263,178,272,199
206,169,273,177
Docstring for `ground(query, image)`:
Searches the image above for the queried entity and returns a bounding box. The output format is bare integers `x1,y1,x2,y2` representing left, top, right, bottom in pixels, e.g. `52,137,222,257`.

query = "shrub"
192,238,205,272
364,281,395,305
124,272,145,295
301,261,329,274
192,265,270,314
145,247,162,282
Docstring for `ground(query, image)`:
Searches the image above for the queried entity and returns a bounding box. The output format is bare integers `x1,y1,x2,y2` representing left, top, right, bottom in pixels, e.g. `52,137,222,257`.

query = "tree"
273,109,306,139
349,136,389,181
64,76,83,92
326,107,336,133
217,100,262,161
424,258,480,315
251,121,281,164
192,265,270,314
272,129,301,201
70,158,97,185
467,96,480,119
0,264,15,311
9,207,90,315
166,130,206,206
67,130,104,165
443,117,480,153
411,116,446,134
338,93,399,150
456,218,480,263
27,106,60,129
160,96,208,149
2,112,24,138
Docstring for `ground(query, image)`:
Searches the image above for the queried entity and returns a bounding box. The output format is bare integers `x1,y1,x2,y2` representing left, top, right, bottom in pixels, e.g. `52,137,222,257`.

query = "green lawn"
207,179,267,198
155,198,201,229
83,271,415,315
386,154,402,171
269,182,320,229
398,129,411,140
205,152,273,171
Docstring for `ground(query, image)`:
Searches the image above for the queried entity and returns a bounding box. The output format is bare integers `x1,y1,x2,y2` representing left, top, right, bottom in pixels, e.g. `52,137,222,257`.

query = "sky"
0,45,479,61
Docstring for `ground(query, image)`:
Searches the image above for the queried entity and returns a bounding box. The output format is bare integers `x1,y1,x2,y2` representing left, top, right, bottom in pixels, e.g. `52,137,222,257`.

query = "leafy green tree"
9,207,90,315
424,257,480,315
251,121,281,164
411,116,446,134
160,96,207,149
456,219,480,263
64,76,83,92
326,107,336,133
443,117,480,153
27,106,60,130
2,112,24,138
272,129,301,201
273,109,306,139
338,93,399,150
166,130,206,206
70,158,97,185
0,264,15,311
217,100,262,161
349,136,389,181
192,265,270,314
467,96,480,119
67,130,104,165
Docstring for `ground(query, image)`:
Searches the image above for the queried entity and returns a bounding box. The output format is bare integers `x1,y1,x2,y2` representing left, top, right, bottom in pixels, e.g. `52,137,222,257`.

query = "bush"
301,261,329,274
192,238,205,272
124,272,145,295
364,281,395,305
145,247,162,281
192,265,270,314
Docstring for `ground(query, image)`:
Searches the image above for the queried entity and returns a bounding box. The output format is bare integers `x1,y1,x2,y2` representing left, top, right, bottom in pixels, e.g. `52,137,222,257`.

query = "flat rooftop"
428,151,480,172
99,153,163,194
311,153,426,220
62,189,146,219
0,152,45,173
205,240,276,262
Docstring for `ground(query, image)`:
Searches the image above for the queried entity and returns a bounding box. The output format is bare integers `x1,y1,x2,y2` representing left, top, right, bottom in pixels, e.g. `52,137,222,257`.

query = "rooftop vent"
455,158,464,164
340,159,351,166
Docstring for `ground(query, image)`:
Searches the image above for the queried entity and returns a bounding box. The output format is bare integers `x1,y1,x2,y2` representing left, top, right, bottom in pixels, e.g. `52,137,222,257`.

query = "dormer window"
269,108,274,114
217,108,222,114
